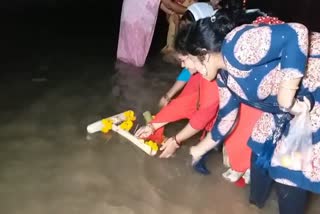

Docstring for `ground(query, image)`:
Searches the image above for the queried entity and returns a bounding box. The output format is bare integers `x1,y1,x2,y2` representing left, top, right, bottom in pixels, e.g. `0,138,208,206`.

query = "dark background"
0,0,319,72
248,0,320,32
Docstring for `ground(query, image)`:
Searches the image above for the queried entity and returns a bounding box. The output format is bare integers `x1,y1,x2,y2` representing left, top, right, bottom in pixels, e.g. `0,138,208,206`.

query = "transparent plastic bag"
273,110,313,171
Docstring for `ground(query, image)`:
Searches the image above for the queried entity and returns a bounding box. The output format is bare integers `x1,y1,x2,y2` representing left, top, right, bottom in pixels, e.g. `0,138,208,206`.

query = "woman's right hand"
134,124,155,139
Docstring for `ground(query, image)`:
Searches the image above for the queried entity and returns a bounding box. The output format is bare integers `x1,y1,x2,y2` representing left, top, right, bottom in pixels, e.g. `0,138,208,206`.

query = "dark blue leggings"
250,153,308,214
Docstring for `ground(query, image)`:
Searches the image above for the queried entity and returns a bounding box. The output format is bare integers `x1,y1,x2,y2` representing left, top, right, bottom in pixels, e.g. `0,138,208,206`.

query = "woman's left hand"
159,137,180,158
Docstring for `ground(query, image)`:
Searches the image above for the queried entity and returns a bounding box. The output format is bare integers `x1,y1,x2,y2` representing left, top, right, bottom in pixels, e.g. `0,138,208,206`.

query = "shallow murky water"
0,22,319,213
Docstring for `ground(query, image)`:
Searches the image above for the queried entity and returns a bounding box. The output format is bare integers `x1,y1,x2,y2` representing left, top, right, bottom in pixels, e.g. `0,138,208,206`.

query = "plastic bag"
273,110,313,171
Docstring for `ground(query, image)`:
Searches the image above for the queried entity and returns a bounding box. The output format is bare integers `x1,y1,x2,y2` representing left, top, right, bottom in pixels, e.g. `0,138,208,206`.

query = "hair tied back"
210,15,216,23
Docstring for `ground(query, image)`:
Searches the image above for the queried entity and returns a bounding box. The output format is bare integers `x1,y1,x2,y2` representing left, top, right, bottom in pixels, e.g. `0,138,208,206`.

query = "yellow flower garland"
101,110,158,153
119,120,134,131
101,119,113,133
123,110,136,121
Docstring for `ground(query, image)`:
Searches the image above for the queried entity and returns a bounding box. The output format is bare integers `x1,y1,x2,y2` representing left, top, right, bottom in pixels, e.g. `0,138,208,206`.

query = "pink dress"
117,0,160,67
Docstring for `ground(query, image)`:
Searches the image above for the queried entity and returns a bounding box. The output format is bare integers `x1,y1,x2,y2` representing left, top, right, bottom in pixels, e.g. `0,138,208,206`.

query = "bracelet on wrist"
173,135,181,146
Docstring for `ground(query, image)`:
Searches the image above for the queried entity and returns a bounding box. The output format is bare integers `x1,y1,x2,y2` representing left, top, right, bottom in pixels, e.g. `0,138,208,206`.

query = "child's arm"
159,68,191,108
159,80,186,108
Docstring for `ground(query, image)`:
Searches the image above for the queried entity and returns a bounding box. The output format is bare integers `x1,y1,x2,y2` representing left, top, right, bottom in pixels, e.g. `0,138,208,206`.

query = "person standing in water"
175,8,320,214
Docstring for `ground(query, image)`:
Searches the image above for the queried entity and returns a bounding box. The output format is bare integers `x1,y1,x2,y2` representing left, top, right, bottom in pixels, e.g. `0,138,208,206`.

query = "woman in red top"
135,2,265,184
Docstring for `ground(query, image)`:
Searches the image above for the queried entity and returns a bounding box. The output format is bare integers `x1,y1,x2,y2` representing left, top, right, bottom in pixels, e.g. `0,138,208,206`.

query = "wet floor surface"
0,18,319,214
